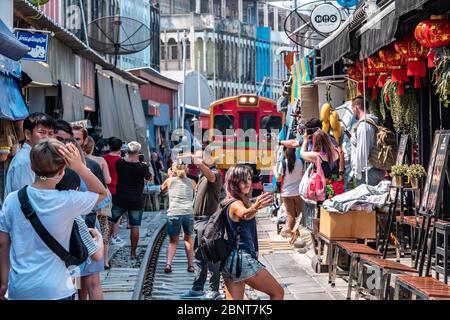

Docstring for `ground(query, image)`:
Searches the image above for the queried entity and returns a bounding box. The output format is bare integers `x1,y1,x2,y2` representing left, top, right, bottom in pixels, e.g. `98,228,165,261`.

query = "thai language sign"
16,31,48,62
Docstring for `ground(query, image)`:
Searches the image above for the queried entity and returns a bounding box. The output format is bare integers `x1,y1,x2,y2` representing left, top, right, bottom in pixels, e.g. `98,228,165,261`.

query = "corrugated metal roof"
14,0,148,85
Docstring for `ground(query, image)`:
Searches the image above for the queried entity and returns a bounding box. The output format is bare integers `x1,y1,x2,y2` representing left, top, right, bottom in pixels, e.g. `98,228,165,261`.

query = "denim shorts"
167,214,194,237
222,250,265,283
109,204,143,226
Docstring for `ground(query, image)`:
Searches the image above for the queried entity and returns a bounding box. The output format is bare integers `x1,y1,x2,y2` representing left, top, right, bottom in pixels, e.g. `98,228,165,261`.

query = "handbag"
306,156,326,202
18,186,89,268
299,163,313,198
97,189,113,217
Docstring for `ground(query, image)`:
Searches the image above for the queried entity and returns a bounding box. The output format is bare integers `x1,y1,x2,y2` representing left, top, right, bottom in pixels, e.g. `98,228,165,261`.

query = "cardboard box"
319,208,376,239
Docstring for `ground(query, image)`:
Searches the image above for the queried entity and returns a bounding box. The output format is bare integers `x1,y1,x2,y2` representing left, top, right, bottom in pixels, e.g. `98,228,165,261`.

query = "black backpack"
18,186,90,268
200,200,238,263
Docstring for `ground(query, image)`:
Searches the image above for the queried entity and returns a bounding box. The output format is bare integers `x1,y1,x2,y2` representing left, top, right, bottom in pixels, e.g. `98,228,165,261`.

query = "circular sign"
310,3,342,34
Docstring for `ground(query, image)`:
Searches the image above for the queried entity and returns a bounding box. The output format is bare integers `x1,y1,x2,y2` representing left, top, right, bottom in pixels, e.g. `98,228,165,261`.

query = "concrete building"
159,0,292,100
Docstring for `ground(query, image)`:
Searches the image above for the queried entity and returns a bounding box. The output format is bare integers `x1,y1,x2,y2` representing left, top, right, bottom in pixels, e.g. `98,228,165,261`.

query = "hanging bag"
299,162,313,198
18,186,89,268
306,156,326,202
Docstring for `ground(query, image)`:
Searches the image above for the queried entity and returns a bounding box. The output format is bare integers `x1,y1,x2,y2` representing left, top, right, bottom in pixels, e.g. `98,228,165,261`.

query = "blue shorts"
167,214,194,238
222,250,265,283
109,205,143,226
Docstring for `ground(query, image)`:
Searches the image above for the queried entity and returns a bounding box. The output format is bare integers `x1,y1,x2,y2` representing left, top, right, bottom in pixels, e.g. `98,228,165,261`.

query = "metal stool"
355,256,418,300
330,242,382,299
394,275,450,300
435,221,450,284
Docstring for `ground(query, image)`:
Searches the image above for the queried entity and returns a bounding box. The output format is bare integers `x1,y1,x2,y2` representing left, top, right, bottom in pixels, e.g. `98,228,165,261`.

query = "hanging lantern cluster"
367,56,390,100
379,45,409,95
414,16,450,68
347,61,364,95
394,34,428,89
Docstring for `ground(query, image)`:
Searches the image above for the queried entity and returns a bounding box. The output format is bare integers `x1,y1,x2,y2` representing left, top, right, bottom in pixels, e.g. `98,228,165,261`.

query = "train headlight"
239,96,248,104
249,97,256,104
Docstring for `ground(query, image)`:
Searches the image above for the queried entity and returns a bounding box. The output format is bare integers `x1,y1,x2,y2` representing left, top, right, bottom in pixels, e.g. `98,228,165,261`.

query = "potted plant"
407,164,426,189
390,164,408,186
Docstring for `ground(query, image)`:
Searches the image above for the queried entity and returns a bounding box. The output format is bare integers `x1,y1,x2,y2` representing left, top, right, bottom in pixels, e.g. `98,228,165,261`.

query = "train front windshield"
214,115,234,134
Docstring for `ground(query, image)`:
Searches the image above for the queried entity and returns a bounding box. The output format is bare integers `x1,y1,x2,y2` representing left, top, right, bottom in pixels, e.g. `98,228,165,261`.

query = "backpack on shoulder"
200,200,238,264
18,186,90,268
355,118,397,171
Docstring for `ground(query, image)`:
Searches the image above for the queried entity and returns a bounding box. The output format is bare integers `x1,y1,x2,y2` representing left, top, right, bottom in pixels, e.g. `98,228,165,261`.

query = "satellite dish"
284,1,350,49
88,16,151,58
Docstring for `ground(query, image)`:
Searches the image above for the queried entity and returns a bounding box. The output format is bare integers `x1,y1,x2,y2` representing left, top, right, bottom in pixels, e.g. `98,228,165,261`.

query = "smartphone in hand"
262,183,275,205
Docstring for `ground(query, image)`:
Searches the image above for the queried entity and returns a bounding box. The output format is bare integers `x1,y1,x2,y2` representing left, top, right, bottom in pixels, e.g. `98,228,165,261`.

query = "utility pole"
181,30,188,131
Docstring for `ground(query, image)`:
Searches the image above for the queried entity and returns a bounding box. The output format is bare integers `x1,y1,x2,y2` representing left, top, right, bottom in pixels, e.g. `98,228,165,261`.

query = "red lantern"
394,34,428,89
347,63,364,95
367,56,390,100
414,16,450,67
379,45,408,95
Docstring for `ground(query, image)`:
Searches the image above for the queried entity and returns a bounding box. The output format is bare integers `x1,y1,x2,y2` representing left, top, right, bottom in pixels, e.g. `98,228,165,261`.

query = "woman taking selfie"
222,165,284,300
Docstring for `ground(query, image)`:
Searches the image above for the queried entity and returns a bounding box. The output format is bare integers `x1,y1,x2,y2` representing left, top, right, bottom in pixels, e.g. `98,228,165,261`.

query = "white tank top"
282,158,303,197
167,177,194,216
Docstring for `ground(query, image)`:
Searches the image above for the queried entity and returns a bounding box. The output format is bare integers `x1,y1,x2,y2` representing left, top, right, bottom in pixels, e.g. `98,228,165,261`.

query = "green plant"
390,164,408,177
407,164,426,179
432,47,450,108
381,78,418,143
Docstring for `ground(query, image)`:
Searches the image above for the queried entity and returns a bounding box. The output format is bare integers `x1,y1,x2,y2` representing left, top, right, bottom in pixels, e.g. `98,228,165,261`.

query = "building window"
174,0,192,14
243,0,255,25
160,0,171,14
168,38,178,60
226,0,239,19
213,0,222,17
184,40,191,59
268,6,274,30
278,9,286,32
201,0,210,13
257,2,265,26
161,40,166,60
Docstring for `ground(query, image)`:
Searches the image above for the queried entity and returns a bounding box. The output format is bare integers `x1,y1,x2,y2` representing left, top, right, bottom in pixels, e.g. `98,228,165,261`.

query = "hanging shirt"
4,143,34,199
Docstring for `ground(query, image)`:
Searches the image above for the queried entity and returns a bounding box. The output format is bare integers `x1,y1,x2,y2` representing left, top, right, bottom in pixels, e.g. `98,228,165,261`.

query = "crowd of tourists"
0,95,386,300
0,112,160,300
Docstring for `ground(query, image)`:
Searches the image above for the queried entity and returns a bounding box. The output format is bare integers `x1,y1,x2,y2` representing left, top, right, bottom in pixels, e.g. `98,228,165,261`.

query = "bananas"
330,111,340,130
320,103,332,123
333,124,342,142
321,103,342,142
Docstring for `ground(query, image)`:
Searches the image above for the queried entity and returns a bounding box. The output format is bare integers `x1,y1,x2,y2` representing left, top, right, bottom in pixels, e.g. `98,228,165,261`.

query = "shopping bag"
299,163,313,198
306,157,326,202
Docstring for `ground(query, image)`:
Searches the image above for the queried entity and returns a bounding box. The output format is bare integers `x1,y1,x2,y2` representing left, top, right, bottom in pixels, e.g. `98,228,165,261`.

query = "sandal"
164,264,172,273
187,265,195,273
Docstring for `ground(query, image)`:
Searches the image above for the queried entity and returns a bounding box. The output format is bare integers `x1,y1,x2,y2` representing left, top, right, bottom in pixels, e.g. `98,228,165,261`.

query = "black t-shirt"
113,159,152,210
85,157,106,187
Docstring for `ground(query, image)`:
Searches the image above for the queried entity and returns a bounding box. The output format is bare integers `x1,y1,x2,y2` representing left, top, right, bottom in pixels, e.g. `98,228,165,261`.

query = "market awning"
61,83,84,122
97,73,119,139
112,78,137,143
357,1,398,60
183,104,210,116
317,16,352,70
396,0,429,17
0,72,29,120
0,18,29,61
21,60,53,87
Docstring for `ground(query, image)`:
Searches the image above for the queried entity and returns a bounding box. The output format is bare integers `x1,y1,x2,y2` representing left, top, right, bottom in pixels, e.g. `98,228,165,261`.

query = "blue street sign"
15,31,48,62
337,0,359,8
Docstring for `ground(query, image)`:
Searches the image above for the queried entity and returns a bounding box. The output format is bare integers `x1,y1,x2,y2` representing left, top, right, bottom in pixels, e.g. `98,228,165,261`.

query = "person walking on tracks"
222,165,284,300
160,162,196,274
180,152,223,300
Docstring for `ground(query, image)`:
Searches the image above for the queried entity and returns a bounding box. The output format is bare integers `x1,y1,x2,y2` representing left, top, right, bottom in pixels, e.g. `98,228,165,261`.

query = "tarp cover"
112,78,137,143
396,0,429,17
61,83,84,122
359,3,398,60
128,85,150,160
97,73,120,139
319,22,351,70
0,72,29,120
